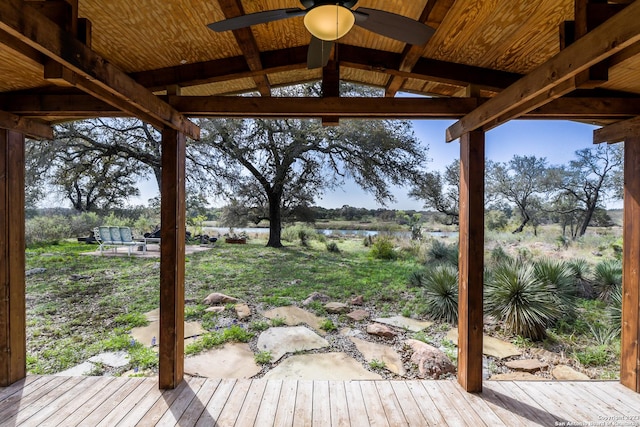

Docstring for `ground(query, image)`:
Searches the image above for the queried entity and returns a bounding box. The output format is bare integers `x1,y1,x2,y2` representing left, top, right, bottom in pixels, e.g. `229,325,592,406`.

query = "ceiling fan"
207,0,435,69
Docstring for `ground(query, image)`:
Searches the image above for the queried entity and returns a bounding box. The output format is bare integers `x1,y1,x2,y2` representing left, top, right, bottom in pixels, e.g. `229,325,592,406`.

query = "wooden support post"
0,129,26,386
622,136,640,392
159,128,186,389
457,130,485,393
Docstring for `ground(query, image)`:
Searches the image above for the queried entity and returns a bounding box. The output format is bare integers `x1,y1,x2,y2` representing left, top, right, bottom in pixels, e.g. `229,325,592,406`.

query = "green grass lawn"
24,230,622,379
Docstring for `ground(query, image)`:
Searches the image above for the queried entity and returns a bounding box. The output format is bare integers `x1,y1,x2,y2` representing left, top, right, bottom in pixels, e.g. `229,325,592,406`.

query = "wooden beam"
0,129,26,386
622,134,640,393
446,1,640,142
385,0,455,97
217,0,271,96
594,116,640,144
321,59,340,126
457,130,485,393
0,110,52,139
0,0,199,140
159,128,186,389
168,96,482,119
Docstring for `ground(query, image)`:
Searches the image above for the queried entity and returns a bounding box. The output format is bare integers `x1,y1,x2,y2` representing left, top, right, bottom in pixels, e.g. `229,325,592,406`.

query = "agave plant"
608,285,622,336
427,239,458,266
422,264,459,324
593,259,622,302
568,258,595,299
485,260,562,340
533,258,575,319
489,245,512,267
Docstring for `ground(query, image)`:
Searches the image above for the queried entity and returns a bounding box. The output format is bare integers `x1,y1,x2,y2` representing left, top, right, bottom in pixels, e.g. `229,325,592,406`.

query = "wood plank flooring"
1,376,640,426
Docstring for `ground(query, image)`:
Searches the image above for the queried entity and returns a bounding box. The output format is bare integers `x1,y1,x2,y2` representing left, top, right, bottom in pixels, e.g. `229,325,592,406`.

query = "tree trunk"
578,203,596,237
512,214,529,234
266,191,283,248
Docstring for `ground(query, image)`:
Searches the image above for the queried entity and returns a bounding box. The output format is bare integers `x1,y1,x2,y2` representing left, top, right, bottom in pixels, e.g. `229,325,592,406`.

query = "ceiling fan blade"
307,36,333,69
207,8,305,32
354,8,435,45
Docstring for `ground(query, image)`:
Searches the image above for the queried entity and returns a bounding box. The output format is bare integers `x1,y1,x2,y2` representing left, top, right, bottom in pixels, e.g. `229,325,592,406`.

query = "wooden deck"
1,376,640,426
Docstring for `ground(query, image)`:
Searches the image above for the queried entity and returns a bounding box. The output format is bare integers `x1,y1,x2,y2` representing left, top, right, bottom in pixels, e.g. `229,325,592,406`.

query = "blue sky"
318,119,599,210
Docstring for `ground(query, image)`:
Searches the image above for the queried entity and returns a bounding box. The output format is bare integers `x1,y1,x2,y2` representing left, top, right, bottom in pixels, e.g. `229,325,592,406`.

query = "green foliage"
368,359,386,369
416,265,459,324
254,351,273,364
320,319,337,332
575,345,611,367
486,210,509,231
129,345,158,370
490,245,512,266
185,325,254,355
326,242,340,253
568,258,595,299
25,215,72,246
532,258,575,317
485,260,564,340
270,317,287,327
608,286,622,336
411,331,433,344
426,239,458,266
282,224,317,246
593,259,622,302
249,320,271,332
369,236,397,260
113,312,148,329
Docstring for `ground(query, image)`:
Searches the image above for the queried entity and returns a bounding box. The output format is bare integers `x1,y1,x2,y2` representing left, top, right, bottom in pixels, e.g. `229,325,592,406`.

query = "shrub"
593,259,622,302
25,215,72,246
282,224,316,246
254,351,272,364
490,246,511,266
320,319,337,332
486,210,508,231
485,260,562,340
427,239,458,266
326,242,340,253
420,265,458,324
370,236,396,260
575,345,611,367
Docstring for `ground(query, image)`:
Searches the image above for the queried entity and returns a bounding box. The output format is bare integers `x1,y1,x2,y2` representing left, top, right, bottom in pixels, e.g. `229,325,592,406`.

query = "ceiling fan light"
304,5,355,41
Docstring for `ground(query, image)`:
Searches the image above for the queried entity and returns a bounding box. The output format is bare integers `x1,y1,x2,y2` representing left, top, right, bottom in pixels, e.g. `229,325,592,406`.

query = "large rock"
324,302,349,314
350,337,406,376
346,309,370,321
54,362,95,376
446,328,522,359
184,343,261,379
130,320,206,347
405,339,456,379
262,306,326,335
301,292,330,306
88,351,130,368
203,292,239,305
262,352,382,380
552,365,590,380
256,326,329,361
235,303,251,320
373,316,433,332
504,359,548,373
366,323,397,338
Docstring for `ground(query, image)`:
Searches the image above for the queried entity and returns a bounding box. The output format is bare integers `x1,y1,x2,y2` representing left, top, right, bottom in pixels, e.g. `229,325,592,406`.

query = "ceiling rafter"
217,0,271,97
0,0,199,139
384,0,455,97
446,1,640,142
130,44,520,94
593,116,640,144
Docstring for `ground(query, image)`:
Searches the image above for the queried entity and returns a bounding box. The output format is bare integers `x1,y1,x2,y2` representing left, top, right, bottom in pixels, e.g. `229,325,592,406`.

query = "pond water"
204,227,457,239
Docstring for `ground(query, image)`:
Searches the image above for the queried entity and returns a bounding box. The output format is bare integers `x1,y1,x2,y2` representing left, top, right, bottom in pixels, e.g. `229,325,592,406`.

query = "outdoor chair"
94,226,145,256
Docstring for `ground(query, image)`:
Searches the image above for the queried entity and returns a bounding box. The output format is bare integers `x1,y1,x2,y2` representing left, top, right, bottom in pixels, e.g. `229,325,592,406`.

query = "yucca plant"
568,258,595,299
593,259,622,302
489,245,512,266
485,260,561,340
422,264,459,324
533,258,575,320
427,239,458,266
408,270,426,288
608,285,622,336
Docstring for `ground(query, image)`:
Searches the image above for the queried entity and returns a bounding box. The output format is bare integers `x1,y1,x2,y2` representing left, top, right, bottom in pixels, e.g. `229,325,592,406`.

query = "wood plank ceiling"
1,0,640,130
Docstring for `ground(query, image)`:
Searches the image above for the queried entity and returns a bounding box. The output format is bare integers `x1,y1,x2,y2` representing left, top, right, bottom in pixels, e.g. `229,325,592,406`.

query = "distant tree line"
410,144,623,238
